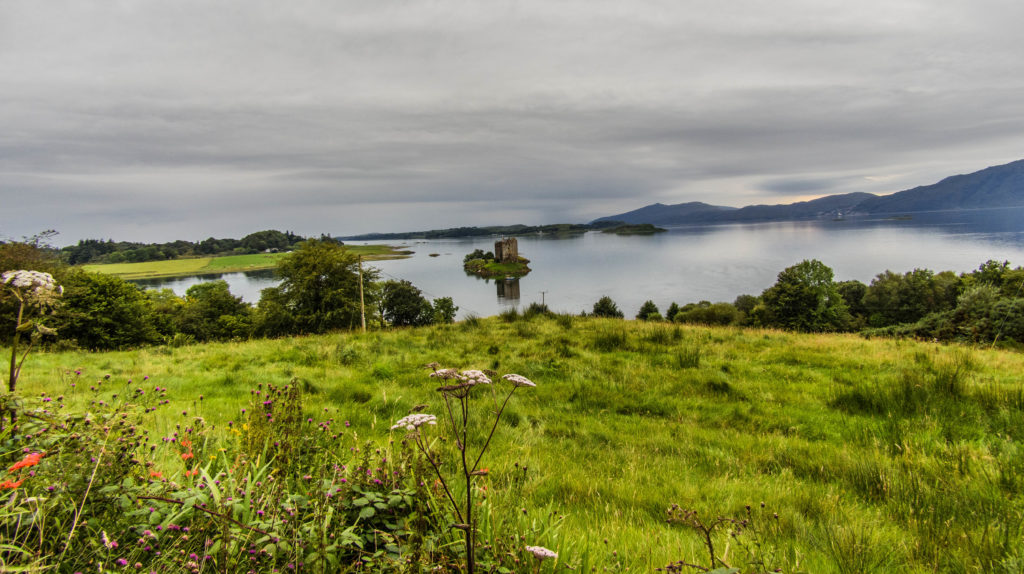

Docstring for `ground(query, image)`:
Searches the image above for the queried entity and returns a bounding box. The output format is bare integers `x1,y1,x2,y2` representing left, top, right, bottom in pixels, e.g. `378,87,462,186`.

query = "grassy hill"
81,245,411,280
13,316,1024,572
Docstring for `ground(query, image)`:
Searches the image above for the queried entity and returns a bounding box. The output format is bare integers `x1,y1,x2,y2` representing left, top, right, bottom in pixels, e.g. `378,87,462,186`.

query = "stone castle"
493,237,519,263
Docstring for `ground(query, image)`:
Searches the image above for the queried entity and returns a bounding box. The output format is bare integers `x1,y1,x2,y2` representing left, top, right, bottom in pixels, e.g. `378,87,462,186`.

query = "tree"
636,300,660,321
241,230,294,253
592,296,624,318
432,297,459,324
379,280,433,327
863,269,960,327
273,239,372,334
252,286,297,338
146,288,185,340
836,280,868,328
52,270,160,350
665,302,681,321
175,280,252,341
733,294,759,315
760,259,849,332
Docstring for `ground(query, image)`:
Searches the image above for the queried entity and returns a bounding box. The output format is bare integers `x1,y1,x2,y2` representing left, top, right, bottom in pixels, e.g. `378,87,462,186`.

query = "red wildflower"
149,470,163,478
8,452,43,472
180,451,194,461
1,478,25,489
184,469,199,477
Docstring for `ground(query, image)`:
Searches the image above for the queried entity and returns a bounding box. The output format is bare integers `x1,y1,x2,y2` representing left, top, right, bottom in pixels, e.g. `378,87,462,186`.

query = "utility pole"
540,290,547,306
358,255,366,333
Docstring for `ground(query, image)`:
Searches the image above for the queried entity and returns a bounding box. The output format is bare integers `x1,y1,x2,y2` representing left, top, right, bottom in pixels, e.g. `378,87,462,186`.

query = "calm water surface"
135,208,1024,319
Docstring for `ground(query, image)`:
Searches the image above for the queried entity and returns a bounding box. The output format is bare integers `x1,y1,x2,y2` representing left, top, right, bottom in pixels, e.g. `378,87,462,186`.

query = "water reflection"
130,269,277,302
496,278,521,302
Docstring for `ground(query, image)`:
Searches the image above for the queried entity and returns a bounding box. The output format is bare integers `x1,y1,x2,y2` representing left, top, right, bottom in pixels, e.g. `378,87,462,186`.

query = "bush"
673,302,740,326
592,296,624,318
52,270,160,350
636,300,660,321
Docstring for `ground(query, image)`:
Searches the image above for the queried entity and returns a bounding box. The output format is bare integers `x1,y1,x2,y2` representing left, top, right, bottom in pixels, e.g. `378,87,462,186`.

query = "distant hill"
340,221,622,241
856,159,1024,213
591,201,736,226
593,159,1024,226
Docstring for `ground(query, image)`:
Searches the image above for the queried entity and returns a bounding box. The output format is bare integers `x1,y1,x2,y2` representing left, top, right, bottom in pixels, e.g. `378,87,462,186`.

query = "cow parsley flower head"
525,545,558,560
391,413,437,431
428,368,460,380
1,270,62,295
459,370,492,386
502,374,536,388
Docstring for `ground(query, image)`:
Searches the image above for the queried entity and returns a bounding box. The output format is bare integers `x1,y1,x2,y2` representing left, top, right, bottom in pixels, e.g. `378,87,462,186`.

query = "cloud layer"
3,0,1024,243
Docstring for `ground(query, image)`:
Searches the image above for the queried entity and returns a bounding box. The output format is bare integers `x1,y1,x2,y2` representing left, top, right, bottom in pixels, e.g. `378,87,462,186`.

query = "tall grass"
7,317,1024,572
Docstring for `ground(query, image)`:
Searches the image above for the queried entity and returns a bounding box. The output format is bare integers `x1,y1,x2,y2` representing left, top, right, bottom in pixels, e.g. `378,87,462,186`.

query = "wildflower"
502,374,536,388
181,452,194,461
459,369,493,385
390,413,437,431
526,545,558,560
2,270,61,292
1,478,25,489
101,531,119,549
429,368,460,380
9,452,44,472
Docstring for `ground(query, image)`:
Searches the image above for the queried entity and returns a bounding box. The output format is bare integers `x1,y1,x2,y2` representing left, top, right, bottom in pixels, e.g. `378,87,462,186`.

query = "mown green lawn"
12,316,1024,572
82,246,411,279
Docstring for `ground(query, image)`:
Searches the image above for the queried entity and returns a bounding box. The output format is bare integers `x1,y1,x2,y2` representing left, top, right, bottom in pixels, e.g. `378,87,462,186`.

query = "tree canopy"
272,239,373,334
758,259,849,332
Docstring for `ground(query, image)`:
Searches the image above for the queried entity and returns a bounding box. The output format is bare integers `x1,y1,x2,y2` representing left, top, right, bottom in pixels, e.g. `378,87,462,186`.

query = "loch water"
134,207,1024,319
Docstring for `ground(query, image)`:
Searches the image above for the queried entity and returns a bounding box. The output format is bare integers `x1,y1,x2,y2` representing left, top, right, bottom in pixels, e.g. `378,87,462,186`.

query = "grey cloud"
2,0,1024,243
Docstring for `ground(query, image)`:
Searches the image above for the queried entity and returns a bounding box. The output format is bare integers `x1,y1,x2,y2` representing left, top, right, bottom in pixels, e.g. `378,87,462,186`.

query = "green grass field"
82,245,411,279
12,317,1024,572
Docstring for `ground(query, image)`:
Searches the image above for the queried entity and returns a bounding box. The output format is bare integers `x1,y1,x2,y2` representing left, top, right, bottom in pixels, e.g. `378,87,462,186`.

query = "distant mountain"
594,192,875,225
856,159,1024,213
591,201,735,226
593,159,1024,226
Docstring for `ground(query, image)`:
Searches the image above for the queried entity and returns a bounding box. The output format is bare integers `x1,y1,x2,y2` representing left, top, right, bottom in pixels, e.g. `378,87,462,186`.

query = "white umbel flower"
502,374,536,388
525,545,558,560
390,413,437,431
459,370,492,386
2,270,62,294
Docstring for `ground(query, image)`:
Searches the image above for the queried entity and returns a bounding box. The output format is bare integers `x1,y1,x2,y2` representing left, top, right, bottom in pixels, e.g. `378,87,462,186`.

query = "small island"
601,223,667,235
463,238,531,278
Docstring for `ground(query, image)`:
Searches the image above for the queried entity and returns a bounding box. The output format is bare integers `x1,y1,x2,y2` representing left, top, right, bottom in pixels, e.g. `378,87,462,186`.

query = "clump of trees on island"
1,236,456,351
462,247,531,278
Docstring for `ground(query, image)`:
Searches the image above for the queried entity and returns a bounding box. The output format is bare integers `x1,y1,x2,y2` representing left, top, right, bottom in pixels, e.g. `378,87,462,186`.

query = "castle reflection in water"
496,278,520,301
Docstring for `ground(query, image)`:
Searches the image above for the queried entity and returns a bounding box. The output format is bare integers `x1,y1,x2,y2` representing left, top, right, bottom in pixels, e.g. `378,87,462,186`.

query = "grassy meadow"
11,315,1024,572
82,245,411,279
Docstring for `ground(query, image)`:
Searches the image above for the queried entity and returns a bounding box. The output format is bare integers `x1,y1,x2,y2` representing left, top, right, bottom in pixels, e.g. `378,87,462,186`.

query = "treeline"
620,259,1024,344
2,238,456,351
61,229,306,265
341,221,624,241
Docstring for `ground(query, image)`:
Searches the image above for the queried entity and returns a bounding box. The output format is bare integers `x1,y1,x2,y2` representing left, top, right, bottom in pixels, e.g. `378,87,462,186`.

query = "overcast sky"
2,0,1024,245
